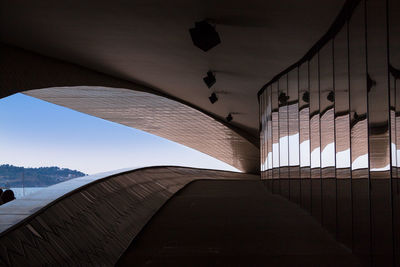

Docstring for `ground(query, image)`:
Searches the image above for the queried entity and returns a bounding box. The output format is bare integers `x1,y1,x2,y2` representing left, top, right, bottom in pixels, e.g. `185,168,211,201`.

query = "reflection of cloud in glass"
370,164,390,172
311,147,321,168
392,144,400,167
321,142,335,168
278,134,299,167
269,134,300,170
351,154,368,170
279,136,289,166
336,149,351,168
310,115,320,169
300,140,310,167
397,149,400,168
289,134,299,166
320,109,335,168
273,143,279,167
261,94,379,172
268,152,273,169
350,119,368,169
264,152,273,169
392,143,396,167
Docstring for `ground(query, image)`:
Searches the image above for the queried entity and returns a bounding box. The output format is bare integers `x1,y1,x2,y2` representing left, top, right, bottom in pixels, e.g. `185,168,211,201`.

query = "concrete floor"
117,180,366,266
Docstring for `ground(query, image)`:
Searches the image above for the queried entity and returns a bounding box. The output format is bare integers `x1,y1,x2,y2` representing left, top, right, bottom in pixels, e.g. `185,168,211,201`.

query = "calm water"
9,187,46,199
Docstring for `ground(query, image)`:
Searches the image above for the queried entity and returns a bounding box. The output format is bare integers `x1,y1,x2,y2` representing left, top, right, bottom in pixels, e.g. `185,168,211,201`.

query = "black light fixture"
327,91,335,102
209,92,218,104
189,20,221,52
353,112,359,121
203,71,216,88
278,92,289,105
302,91,310,103
226,113,233,122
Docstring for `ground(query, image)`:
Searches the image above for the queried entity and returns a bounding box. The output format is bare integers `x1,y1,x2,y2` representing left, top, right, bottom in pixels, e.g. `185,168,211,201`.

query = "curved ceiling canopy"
0,0,346,138
24,86,259,173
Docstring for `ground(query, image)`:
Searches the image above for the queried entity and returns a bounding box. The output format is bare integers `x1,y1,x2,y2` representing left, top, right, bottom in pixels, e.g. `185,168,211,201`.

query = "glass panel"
390,76,396,177
349,4,370,257
271,82,280,193
299,62,311,212
264,93,268,175
389,0,400,263
364,2,389,176
396,78,400,176
349,11,369,178
267,86,273,179
334,23,352,249
265,87,272,182
288,68,300,204
319,40,336,234
262,91,267,178
265,91,268,178
260,91,264,178
258,0,399,261
279,75,290,198
299,63,311,176
367,0,393,263
265,91,268,177
309,54,322,222
319,41,336,177
310,55,321,177
288,69,300,171
393,82,400,264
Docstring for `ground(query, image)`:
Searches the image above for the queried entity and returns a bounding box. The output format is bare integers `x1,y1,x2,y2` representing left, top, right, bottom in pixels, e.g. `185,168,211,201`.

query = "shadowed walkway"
117,180,365,266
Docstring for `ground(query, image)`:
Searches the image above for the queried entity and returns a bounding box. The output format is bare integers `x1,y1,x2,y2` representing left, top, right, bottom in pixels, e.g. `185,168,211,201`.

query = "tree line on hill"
0,164,87,187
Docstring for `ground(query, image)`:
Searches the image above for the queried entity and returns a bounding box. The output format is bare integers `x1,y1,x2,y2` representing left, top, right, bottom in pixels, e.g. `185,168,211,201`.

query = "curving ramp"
0,166,257,266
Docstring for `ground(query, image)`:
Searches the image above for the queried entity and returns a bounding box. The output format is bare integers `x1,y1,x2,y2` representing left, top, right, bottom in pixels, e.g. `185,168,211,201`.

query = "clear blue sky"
0,93,239,174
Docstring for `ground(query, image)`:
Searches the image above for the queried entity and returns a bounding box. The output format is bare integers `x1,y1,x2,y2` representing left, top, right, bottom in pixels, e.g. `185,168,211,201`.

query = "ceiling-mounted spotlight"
353,112,360,123
327,91,335,102
209,92,218,104
226,113,233,122
302,91,310,103
278,92,289,105
203,71,216,88
189,20,221,52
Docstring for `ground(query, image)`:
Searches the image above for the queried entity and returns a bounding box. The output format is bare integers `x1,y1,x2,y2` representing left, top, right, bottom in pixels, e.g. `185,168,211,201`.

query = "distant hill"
0,164,87,187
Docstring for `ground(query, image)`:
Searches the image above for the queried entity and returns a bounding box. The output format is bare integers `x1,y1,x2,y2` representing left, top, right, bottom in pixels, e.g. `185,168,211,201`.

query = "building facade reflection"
259,0,399,264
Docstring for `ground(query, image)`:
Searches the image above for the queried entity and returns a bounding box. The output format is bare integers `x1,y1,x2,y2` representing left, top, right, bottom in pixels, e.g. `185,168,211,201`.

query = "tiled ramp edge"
0,166,257,266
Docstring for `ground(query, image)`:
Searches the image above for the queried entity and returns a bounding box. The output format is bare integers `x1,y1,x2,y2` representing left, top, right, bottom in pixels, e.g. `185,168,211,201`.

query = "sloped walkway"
117,180,365,266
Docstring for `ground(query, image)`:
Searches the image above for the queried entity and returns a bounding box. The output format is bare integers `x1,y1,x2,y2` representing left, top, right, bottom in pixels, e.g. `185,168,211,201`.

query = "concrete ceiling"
0,0,346,138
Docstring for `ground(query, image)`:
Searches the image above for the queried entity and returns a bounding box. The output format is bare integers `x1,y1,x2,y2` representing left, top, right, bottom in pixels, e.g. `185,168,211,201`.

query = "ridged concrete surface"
0,167,256,266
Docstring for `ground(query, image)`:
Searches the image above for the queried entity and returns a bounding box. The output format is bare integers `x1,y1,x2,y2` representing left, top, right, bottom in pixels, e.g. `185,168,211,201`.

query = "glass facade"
259,0,399,264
